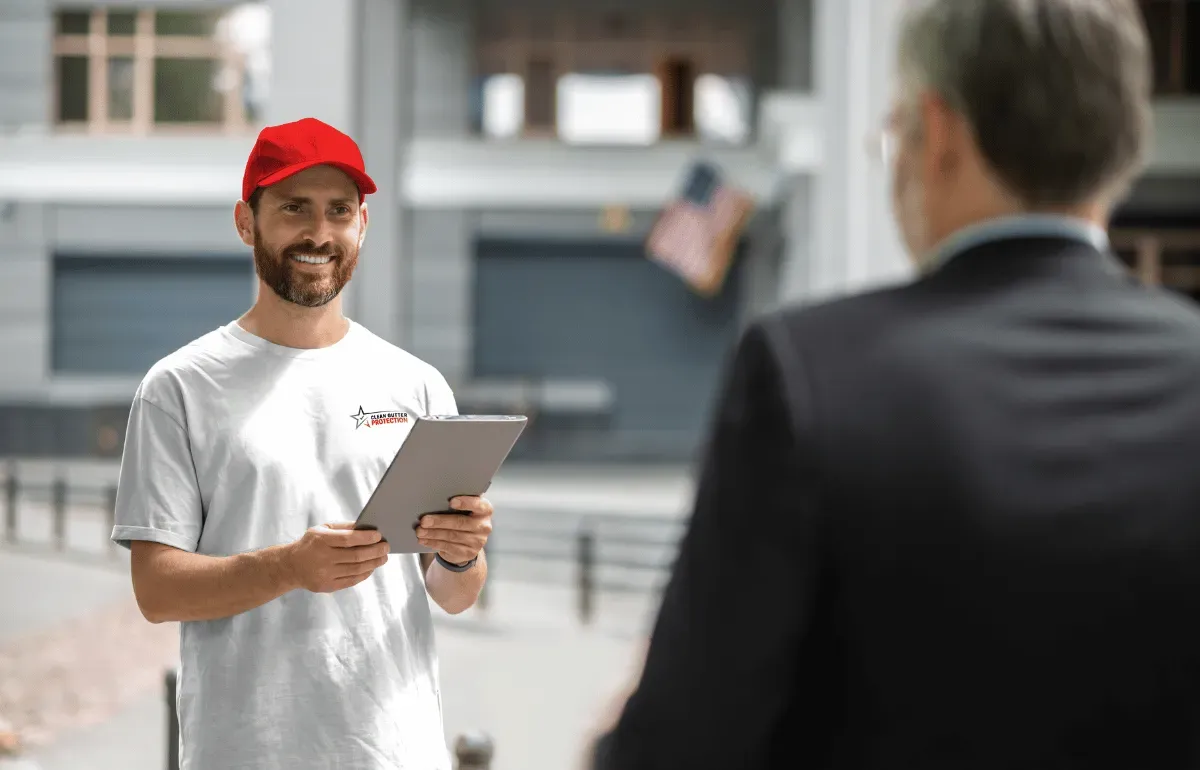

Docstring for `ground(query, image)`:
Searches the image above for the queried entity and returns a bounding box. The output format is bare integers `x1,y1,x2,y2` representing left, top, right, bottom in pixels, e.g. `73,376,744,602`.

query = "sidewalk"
0,551,130,645
2,568,656,770
0,462,683,770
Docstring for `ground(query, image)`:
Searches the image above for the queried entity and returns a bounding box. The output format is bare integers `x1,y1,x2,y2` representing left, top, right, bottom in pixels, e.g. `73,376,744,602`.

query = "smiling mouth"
291,254,334,265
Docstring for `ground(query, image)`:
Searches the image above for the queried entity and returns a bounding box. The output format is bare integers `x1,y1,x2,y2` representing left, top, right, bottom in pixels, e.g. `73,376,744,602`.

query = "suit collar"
920,215,1111,275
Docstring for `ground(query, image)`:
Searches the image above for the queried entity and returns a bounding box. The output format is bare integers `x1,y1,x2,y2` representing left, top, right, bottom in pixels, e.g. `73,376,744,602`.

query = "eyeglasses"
865,124,898,167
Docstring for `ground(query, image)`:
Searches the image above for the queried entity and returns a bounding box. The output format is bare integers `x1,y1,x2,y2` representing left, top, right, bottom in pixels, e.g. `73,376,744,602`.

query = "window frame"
51,7,251,134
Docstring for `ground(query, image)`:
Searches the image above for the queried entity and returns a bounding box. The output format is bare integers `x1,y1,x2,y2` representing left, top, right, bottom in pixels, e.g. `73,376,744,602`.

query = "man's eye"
282,204,301,213
333,206,351,216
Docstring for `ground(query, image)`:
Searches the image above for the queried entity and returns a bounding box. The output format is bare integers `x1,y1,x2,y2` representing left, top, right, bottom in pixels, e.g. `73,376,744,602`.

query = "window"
473,9,753,145
557,73,661,145
472,68,752,146
1138,0,1200,95
52,4,270,133
474,74,524,139
694,75,752,145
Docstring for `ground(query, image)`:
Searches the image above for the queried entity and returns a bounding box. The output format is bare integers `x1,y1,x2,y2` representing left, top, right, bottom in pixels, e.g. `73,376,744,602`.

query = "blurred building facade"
0,0,1197,463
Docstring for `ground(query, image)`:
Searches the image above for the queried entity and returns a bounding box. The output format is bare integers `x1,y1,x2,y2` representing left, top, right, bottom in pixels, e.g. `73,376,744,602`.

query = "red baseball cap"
241,117,378,204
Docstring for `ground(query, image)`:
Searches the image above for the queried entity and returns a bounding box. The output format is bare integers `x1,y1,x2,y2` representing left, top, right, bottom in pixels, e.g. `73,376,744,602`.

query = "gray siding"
51,205,246,255
411,0,472,137
264,0,356,128
739,208,785,321
777,0,814,91
409,210,473,384
0,0,51,128
404,0,473,379
0,205,50,393
778,175,814,301
352,0,410,346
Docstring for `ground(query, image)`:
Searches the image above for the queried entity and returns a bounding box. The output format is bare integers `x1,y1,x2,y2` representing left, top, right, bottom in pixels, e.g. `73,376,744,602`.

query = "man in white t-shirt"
111,117,494,770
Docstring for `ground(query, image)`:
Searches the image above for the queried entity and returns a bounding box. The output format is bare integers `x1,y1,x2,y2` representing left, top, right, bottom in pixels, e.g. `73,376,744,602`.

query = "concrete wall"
353,0,410,346
409,211,473,384
265,0,356,129
404,0,474,378
793,0,908,302
776,0,813,92
0,0,50,130
51,205,243,255
411,0,472,138
0,204,50,394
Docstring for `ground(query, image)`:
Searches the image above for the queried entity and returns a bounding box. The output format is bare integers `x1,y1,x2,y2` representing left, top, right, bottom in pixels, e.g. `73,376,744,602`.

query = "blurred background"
0,1,1197,769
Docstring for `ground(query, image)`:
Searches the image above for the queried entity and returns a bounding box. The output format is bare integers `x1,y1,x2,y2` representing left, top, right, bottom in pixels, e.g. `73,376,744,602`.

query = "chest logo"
350,406,410,429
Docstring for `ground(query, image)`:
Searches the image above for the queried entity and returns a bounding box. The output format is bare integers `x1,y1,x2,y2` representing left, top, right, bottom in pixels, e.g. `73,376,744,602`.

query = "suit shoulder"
750,280,917,352
1145,284,1200,327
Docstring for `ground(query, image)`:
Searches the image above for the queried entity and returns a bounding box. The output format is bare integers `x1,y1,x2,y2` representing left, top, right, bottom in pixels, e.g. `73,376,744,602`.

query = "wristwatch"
435,553,478,573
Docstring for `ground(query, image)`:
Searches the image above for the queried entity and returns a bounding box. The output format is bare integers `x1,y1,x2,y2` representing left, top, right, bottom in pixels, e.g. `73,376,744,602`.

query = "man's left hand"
415,496,493,567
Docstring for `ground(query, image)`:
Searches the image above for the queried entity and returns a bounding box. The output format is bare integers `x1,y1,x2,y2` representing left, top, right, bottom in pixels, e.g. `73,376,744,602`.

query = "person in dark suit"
587,1,1199,768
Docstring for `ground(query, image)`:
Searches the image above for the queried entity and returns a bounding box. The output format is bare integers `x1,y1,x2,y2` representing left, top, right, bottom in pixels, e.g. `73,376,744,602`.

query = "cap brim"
252,159,378,201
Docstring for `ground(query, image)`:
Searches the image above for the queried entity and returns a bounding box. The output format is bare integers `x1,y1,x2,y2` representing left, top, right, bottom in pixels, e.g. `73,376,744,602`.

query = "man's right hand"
283,522,391,593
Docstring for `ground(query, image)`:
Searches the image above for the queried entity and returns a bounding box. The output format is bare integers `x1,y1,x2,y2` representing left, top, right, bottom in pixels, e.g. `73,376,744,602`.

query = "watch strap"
435,553,478,573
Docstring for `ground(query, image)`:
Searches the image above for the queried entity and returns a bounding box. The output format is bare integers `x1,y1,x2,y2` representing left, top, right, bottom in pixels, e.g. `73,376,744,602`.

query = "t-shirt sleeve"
424,368,459,417
110,391,204,553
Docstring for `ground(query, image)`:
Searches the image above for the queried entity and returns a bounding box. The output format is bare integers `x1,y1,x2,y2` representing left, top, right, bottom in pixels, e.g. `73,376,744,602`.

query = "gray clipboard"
355,414,528,553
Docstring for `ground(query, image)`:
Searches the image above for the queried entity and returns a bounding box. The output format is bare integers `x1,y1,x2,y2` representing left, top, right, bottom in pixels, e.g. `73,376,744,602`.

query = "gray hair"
896,0,1152,207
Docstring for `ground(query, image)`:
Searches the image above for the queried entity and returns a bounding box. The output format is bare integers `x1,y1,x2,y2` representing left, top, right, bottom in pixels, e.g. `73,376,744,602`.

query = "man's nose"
301,216,337,249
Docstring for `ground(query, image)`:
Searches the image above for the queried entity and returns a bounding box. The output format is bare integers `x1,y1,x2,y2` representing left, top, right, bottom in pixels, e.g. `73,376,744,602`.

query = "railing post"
453,732,494,770
105,483,118,557
166,667,179,770
52,477,67,551
578,529,595,625
4,460,16,546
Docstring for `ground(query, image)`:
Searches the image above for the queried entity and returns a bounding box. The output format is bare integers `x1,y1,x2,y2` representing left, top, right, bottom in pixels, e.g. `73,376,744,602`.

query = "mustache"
282,243,341,259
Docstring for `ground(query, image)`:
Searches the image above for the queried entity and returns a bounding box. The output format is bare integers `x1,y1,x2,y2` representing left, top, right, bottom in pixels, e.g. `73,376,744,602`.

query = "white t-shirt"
111,320,457,770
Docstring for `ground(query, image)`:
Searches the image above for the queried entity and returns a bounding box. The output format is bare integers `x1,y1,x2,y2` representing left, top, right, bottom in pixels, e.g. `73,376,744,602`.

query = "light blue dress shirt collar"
921,214,1111,274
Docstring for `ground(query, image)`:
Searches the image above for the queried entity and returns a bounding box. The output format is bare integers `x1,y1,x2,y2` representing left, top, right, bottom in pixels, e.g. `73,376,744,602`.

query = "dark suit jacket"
593,236,1200,769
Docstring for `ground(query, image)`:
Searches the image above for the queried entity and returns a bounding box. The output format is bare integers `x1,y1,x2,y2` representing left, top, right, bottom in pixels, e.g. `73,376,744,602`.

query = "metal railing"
0,458,686,625
1,459,118,557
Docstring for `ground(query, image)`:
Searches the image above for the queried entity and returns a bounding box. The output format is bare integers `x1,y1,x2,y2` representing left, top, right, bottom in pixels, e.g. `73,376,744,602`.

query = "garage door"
474,239,743,462
53,255,254,375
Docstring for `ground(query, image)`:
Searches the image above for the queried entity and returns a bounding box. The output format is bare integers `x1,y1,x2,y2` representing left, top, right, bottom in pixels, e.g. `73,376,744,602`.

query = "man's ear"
358,202,369,248
234,201,255,248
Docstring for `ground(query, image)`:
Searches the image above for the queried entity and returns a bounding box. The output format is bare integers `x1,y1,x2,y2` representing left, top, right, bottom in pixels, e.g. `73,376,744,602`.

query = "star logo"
350,406,410,430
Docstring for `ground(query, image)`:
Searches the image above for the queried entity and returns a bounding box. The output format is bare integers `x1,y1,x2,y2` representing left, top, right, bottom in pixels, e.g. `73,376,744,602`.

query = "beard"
253,225,358,308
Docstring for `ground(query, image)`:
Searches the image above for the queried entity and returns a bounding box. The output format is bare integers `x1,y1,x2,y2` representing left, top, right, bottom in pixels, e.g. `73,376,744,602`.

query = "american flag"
646,162,755,297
